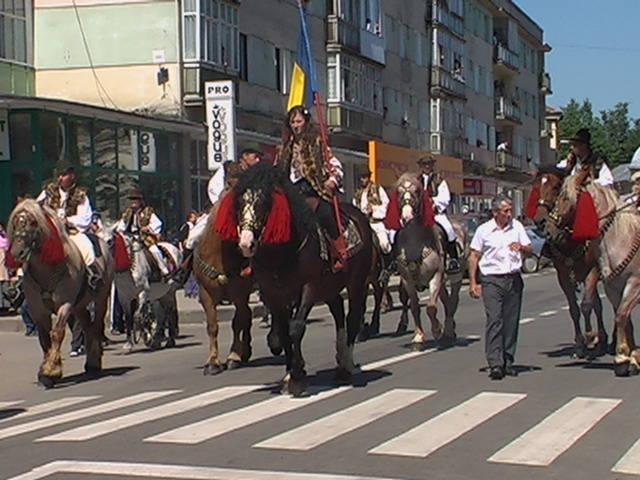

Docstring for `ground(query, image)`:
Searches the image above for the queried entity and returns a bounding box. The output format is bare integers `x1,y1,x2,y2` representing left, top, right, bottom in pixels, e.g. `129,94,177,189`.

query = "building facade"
28,0,550,222
0,0,35,96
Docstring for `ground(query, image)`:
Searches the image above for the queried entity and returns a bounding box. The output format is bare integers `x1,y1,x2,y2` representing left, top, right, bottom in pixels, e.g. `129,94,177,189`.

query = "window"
327,53,382,114
363,0,381,35
182,0,239,70
238,33,247,81
0,1,27,63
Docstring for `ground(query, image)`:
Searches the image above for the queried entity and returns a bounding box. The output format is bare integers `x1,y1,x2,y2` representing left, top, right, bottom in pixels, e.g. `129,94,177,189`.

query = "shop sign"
131,130,156,172
0,109,10,161
205,80,236,171
463,178,483,195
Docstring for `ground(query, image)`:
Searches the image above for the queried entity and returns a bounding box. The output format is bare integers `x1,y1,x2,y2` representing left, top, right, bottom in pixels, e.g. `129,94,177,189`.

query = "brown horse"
193,200,255,375
7,200,113,387
227,163,373,396
356,239,387,342
532,166,608,358
391,174,467,349
551,170,640,375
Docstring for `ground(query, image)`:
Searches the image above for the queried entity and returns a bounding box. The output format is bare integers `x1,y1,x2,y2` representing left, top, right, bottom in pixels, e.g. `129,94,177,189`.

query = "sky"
516,0,640,119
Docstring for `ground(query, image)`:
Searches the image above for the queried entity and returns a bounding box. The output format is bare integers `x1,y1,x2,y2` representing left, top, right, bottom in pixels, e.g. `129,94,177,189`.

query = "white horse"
102,225,182,351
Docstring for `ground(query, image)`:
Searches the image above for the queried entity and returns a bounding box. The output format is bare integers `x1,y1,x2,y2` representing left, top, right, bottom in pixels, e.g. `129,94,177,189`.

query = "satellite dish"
631,145,640,167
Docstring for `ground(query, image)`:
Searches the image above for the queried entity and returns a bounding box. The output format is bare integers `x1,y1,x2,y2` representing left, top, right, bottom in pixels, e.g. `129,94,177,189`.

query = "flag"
287,2,317,111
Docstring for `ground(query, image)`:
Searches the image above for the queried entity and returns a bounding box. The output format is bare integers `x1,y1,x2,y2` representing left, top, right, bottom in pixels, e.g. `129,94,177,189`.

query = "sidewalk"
0,276,405,333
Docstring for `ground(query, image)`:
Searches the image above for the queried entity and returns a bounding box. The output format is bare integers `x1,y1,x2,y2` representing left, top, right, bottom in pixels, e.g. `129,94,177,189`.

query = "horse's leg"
165,293,178,348
227,283,252,368
327,294,351,381
369,278,383,337
404,282,423,349
75,307,102,376
426,272,444,345
581,269,604,355
40,302,73,386
556,267,585,358
284,287,312,397
200,283,225,376
611,278,640,376
396,281,410,335
441,275,461,344
344,276,368,376
33,309,54,386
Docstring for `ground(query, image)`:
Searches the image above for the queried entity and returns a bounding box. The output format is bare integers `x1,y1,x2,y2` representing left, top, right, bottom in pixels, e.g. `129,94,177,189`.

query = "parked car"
522,226,551,273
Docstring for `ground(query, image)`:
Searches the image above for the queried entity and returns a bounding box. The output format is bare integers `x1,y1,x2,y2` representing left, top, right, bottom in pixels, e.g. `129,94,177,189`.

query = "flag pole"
297,1,344,235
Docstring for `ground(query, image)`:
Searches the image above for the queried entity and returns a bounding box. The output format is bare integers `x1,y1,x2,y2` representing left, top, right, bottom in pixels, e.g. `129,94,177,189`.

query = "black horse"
221,163,373,396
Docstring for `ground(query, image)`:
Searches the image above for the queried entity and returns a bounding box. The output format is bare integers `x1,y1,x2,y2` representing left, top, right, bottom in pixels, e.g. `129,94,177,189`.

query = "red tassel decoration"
384,191,402,230
262,189,291,244
112,233,132,272
571,191,599,241
525,186,540,219
5,249,21,270
421,192,436,227
214,193,239,241
39,216,65,265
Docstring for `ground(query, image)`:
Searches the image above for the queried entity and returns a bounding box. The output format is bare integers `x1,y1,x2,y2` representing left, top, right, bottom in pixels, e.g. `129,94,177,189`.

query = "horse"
551,169,640,376
531,165,608,358
192,201,255,375
219,163,373,396
388,173,468,350
106,227,182,351
7,199,114,387
356,238,388,342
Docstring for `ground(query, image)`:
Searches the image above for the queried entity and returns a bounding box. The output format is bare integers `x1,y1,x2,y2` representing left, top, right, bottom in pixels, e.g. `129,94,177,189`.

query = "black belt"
483,272,520,278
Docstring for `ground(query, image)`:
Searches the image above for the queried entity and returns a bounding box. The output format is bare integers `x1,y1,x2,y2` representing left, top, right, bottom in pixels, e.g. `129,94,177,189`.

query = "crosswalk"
1,385,639,474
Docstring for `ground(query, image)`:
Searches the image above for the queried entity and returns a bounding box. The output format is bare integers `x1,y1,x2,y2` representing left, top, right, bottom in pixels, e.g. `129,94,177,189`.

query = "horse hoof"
438,335,456,349
608,343,617,356
335,367,351,384
357,325,370,343
226,359,242,371
123,342,133,352
630,364,640,376
411,342,424,352
285,378,308,397
241,349,252,363
165,338,176,348
614,362,630,377
37,374,57,389
203,364,225,376
269,346,283,356
149,339,162,351
84,365,102,378
395,322,408,336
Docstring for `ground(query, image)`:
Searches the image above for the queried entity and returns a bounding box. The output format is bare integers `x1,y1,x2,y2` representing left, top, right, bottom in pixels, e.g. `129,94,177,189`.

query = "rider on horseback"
36,161,101,290
354,169,392,260
276,106,345,270
417,155,460,273
557,128,614,187
115,189,169,279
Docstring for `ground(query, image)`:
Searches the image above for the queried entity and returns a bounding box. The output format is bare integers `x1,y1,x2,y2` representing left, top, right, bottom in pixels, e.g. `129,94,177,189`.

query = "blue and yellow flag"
287,1,317,111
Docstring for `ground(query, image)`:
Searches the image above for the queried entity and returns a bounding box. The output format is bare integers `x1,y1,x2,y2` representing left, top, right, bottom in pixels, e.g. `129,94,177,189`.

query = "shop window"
160,178,181,236
155,132,179,174
67,118,92,167
118,173,139,213
94,122,116,169
94,173,118,222
117,127,136,171
9,112,32,162
11,165,33,200
40,112,65,165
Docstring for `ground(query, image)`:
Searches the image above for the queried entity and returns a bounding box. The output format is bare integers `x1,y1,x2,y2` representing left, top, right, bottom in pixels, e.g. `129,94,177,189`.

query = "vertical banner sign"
131,130,157,172
0,109,10,161
205,80,236,171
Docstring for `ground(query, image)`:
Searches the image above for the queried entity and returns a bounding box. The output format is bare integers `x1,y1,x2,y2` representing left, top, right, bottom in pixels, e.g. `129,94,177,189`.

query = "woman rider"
275,105,346,269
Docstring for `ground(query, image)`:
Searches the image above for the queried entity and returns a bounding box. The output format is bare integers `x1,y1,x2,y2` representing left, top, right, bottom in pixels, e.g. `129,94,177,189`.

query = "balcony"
327,16,360,52
327,16,385,65
430,132,468,159
431,66,466,99
495,97,522,125
432,5,464,38
540,72,552,95
493,45,520,77
327,103,383,139
495,151,523,171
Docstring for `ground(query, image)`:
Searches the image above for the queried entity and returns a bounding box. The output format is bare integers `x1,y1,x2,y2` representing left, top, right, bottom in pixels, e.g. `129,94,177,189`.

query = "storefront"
0,96,205,233
368,140,464,212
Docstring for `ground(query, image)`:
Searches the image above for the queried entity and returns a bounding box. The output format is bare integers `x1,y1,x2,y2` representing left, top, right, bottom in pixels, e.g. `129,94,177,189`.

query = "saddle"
317,215,364,267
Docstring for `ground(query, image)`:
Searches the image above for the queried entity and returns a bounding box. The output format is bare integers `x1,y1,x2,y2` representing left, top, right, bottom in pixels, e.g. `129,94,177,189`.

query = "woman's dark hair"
283,105,317,140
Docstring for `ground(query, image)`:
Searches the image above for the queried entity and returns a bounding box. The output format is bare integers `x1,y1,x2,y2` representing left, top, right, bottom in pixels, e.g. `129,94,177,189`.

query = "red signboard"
463,178,483,195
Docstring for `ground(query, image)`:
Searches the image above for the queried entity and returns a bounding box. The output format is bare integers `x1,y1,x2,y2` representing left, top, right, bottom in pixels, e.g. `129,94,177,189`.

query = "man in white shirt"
556,128,613,187
353,170,391,255
468,195,532,380
36,163,100,291
115,189,168,278
417,155,460,272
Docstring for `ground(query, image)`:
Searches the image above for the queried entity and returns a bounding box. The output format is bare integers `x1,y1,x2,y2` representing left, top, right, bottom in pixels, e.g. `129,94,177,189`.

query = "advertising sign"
205,80,236,171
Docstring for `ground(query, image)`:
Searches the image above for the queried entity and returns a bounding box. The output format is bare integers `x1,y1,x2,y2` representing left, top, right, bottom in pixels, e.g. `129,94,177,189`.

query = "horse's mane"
395,172,421,190
537,164,567,179
7,199,64,241
233,162,317,236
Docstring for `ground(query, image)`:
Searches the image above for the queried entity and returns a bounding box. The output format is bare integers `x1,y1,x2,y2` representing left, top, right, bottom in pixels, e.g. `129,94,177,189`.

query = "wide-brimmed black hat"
358,168,372,178
417,155,437,166
127,188,144,200
54,160,76,176
568,128,591,145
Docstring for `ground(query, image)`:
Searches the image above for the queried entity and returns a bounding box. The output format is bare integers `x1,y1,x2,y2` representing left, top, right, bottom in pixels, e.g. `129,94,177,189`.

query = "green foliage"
558,99,640,167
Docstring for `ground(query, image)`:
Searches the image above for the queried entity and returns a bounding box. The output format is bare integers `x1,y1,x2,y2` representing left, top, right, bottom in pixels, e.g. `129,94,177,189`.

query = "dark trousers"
295,179,339,239
481,273,523,368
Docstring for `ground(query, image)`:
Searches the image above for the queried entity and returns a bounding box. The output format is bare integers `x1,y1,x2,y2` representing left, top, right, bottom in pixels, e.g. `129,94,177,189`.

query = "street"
2,269,640,480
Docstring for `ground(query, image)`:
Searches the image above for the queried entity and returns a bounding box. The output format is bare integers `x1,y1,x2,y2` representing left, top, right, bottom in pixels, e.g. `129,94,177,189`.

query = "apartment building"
0,0,34,95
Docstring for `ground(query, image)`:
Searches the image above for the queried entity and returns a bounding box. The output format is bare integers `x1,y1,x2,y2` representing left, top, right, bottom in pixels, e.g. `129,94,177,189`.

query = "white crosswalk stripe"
612,438,640,475
369,392,526,458
254,389,436,451
488,396,621,466
145,386,351,444
0,390,178,441
37,386,260,442
0,401,23,409
0,396,99,424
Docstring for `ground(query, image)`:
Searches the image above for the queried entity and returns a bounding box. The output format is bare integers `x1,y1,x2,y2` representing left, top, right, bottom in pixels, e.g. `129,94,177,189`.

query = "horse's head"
534,168,565,226
237,188,270,257
543,169,589,242
395,173,422,226
7,199,50,262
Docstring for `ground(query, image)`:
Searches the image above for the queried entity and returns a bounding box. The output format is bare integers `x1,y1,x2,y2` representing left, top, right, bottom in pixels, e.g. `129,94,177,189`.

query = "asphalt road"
1,269,640,480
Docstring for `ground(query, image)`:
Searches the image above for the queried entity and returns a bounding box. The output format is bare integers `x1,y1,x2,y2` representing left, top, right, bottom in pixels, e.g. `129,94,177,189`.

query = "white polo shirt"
470,218,532,275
